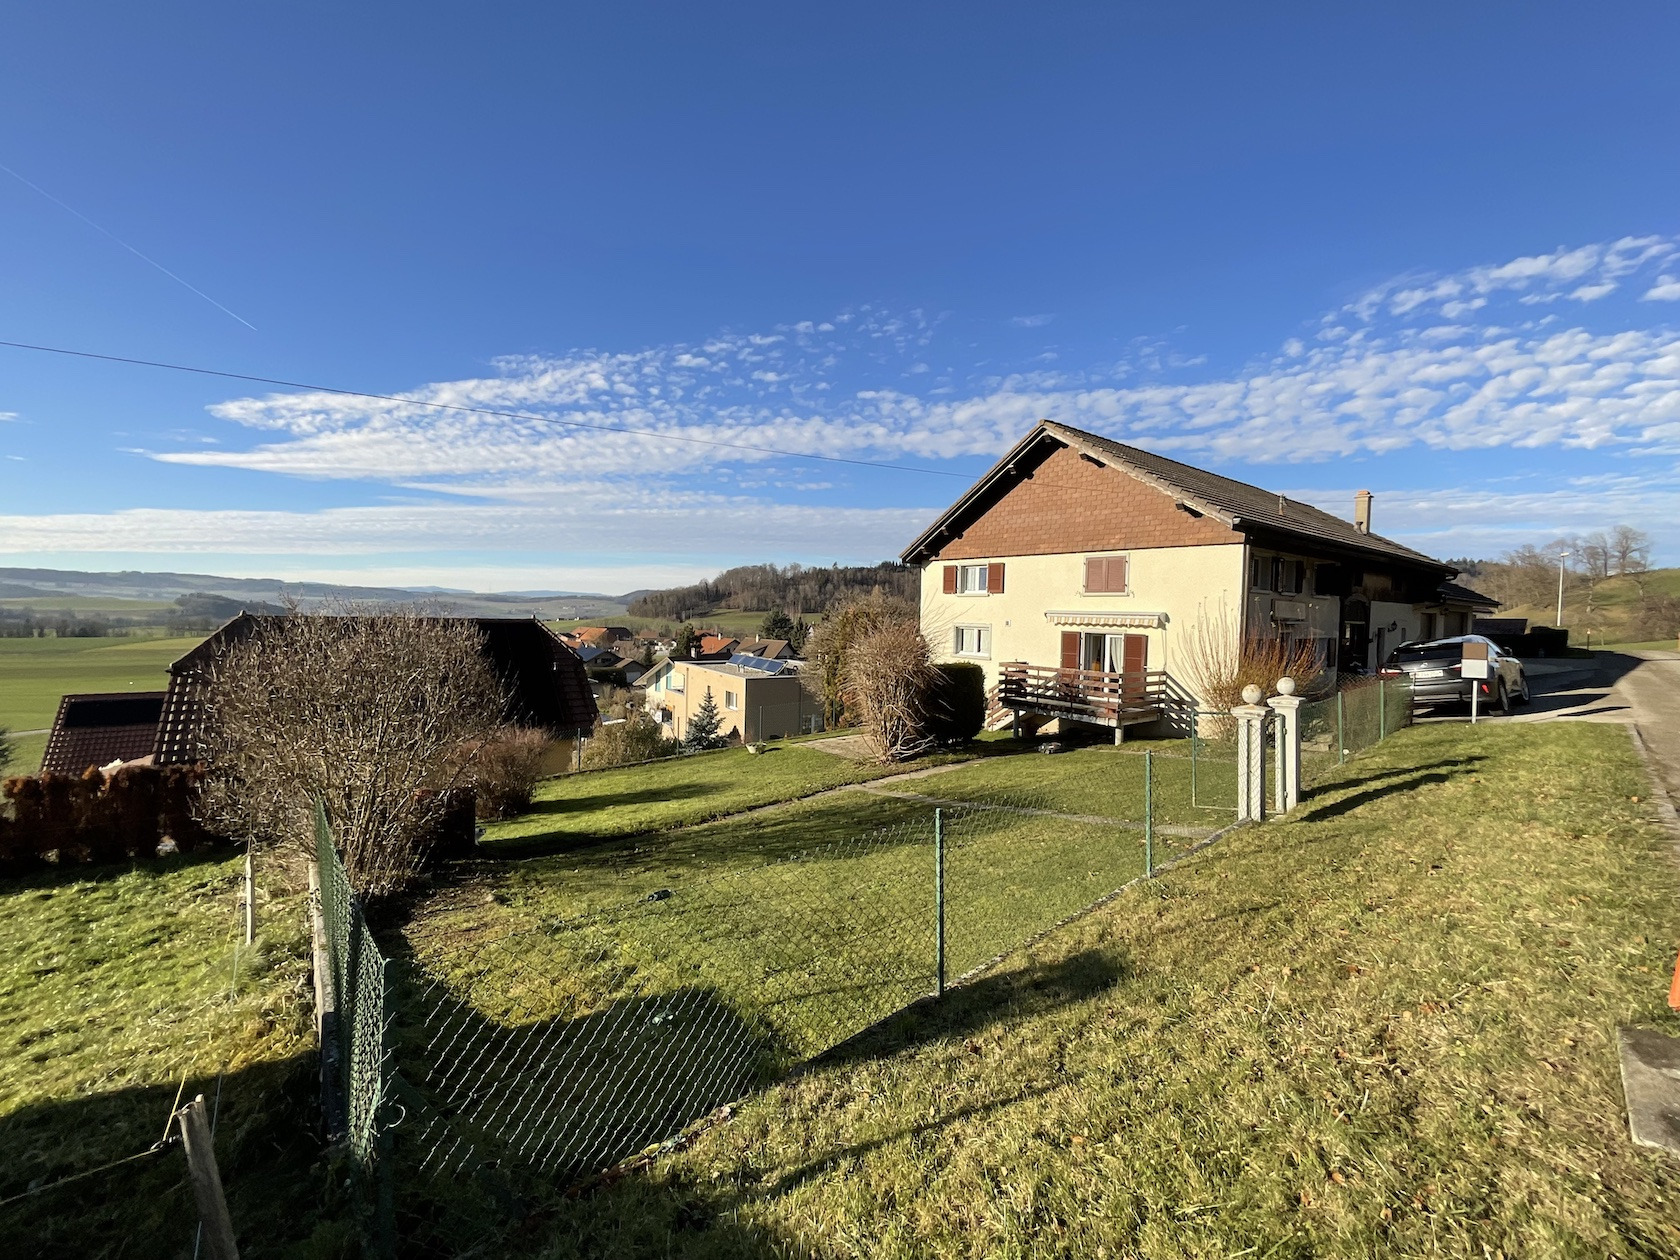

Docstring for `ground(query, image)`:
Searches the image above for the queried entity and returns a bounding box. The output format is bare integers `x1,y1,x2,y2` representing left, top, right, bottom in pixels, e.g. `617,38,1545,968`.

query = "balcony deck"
996,662,1168,741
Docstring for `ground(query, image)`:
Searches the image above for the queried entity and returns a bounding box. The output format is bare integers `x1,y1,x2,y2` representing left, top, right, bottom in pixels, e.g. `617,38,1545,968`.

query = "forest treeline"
627,563,918,621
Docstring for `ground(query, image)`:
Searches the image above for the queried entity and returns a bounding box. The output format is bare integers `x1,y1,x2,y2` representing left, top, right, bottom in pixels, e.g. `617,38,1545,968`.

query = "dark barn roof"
40,691,166,775
154,615,598,765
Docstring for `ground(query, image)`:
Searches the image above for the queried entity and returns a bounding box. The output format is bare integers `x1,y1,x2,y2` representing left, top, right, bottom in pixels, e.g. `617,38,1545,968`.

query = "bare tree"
199,611,505,896
1610,524,1652,575
1579,531,1612,582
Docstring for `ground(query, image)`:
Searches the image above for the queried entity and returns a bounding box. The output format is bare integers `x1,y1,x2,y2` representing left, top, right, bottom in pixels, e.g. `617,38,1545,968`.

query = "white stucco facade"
919,543,1248,693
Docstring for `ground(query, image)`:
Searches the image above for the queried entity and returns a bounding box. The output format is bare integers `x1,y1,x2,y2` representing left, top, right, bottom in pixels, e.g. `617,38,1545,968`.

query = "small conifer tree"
685,687,726,750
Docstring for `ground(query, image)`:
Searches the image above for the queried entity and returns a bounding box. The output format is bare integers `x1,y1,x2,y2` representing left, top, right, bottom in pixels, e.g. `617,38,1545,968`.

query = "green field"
0,635,204,773
0,595,177,615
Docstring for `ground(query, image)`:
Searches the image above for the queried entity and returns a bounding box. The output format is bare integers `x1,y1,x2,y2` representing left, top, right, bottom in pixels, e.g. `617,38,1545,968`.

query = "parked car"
1380,634,1530,714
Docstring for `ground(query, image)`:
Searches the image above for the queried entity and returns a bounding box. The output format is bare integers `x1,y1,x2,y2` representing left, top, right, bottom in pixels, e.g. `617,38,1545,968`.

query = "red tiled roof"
40,692,166,775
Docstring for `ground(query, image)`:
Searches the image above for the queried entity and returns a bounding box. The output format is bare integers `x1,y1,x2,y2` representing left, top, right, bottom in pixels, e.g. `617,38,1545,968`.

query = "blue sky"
3,3,1679,593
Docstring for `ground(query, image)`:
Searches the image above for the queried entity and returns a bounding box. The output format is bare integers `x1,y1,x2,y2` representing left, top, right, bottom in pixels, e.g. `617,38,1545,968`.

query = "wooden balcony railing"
996,662,1168,726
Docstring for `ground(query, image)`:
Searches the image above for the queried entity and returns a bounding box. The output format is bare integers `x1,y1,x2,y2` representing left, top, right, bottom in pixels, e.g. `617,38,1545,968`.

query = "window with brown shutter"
942,565,957,594
987,562,1005,594
1060,631,1081,670
1083,555,1129,593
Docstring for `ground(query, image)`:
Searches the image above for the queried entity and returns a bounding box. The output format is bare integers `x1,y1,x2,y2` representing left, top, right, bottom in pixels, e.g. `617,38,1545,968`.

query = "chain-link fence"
1298,676,1414,788
313,808,396,1255
312,688,1425,1250
312,735,1255,1251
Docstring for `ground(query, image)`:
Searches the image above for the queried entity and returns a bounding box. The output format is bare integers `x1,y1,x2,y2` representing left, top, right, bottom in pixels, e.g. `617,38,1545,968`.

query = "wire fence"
1298,675,1415,788
313,687,1415,1252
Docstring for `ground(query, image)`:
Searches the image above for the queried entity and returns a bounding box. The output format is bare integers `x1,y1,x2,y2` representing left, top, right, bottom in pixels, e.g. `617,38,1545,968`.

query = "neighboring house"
39,692,167,775
733,638,796,661
639,656,820,742
573,625,635,649
694,635,740,661
575,645,625,669
902,420,1495,736
153,614,598,767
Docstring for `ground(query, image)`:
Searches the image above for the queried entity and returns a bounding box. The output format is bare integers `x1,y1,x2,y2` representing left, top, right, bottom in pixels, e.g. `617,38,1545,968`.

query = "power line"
0,338,977,482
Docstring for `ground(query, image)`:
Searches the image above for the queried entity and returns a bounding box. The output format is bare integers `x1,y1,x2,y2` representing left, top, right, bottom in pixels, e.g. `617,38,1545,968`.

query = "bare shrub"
808,592,916,728
198,610,505,897
581,715,679,769
1182,601,1327,720
846,618,938,762
463,727,551,820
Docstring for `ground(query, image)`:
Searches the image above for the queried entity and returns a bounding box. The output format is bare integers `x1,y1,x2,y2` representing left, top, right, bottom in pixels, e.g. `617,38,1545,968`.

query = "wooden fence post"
179,1094,240,1260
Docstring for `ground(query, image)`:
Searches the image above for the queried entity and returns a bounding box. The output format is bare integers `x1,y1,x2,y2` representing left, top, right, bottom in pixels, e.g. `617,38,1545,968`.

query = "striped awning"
1044,609,1166,629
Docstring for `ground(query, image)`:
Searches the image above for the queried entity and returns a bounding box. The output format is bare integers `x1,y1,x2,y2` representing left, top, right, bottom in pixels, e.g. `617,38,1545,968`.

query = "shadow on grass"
0,842,239,895
399,948,1126,1255
1298,755,1488,822
0,1052,346,1260
815,946,1130,1069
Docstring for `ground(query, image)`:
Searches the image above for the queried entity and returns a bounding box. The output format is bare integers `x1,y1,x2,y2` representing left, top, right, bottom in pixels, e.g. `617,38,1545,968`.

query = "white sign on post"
1462,640,1491,723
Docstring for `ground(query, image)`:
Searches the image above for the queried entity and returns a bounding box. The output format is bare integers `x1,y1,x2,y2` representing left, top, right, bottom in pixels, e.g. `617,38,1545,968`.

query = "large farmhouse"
902,420,1493,736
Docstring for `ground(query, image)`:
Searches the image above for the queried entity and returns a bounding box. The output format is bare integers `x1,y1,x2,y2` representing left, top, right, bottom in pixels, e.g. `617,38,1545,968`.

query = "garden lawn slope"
477,739,1007,856
0,854,340,1258
527,721,1680,1258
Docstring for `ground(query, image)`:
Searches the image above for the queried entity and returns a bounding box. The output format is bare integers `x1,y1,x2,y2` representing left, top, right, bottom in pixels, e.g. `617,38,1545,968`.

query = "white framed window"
668,670,685,693
953,624,992,658
725,689,740,710
957,564,989,594
1083,554,1129,594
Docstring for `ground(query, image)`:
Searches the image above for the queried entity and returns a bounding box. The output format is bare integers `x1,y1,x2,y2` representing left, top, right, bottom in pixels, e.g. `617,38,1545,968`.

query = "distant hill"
627,562,916,622
0,566,631,626
1455,563,1680,647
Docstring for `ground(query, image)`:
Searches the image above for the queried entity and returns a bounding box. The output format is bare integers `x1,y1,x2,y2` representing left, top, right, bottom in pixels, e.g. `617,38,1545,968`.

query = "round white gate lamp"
1276,676,1296,696
1241,684,1263,706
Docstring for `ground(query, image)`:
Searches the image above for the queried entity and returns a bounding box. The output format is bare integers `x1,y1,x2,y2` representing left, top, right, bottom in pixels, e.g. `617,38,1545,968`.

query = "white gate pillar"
1233,684,1269,823
1267,677,1303,815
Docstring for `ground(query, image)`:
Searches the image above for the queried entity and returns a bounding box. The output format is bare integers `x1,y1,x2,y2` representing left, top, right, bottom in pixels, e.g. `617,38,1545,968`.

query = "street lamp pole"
1556,551,1569,628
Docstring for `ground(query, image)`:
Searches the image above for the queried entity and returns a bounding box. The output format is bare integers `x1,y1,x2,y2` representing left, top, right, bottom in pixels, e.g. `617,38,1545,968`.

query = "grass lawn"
477,737,1026,857
0,634,205,774
482,719,1680,1258
0,851,341,1257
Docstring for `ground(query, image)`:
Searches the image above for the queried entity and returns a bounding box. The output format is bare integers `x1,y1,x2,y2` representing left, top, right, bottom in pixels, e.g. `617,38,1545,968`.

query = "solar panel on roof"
727,654,786,675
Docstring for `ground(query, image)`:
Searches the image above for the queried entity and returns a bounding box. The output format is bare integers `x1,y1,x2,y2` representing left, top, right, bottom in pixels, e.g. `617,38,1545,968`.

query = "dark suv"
1381,635,1530,714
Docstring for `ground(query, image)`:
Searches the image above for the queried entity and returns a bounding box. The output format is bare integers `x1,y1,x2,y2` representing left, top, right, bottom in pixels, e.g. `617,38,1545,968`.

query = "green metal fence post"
1189,710,1198,808
934,808,945,997
1337,691,1346,765
1379,678,1386,741
1144,750,1154,877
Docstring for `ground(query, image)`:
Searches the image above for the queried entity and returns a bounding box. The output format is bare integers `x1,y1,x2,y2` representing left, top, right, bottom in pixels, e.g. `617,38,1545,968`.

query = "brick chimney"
1354,489,1372,535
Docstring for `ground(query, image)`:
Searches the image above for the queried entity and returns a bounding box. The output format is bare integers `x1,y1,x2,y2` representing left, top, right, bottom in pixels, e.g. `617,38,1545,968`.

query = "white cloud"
0,491,933,565
1010,314,1056,327
14,236,1680,573
1290,474,1680,561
